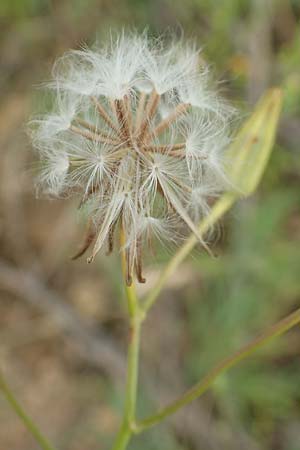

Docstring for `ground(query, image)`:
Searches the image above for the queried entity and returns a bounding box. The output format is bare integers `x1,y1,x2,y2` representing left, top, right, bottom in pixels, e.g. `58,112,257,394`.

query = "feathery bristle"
30,31,236,284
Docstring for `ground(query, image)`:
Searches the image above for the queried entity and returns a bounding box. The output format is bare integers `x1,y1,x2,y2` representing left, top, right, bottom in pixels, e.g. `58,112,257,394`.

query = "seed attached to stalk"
31,32,235,284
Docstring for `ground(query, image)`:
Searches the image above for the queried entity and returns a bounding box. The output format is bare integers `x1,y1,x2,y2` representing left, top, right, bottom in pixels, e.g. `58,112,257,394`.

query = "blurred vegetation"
0,1,300,450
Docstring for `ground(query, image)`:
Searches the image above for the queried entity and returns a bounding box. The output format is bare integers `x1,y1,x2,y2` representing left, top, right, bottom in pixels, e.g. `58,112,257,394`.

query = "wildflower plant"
1,31,299,450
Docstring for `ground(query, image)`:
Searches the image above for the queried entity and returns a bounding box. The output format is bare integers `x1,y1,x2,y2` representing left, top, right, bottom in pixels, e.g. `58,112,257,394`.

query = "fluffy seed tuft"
30,32,235,284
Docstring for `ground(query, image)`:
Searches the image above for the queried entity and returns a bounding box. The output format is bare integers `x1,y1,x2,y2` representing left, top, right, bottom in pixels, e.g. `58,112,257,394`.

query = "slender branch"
135,307,300,432
141,193,236,314
0,372,58,450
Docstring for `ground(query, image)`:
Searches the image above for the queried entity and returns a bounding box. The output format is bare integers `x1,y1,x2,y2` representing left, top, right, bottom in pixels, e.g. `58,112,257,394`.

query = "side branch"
135,306,300,432
0,372,58,450
142,193,236,314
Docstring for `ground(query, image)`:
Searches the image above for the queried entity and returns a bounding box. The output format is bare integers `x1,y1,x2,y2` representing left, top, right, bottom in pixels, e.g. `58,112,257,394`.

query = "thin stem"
0,372,58,450
142,193,236,314
125,320,141,425
111,226,142,450
135,306,300,432
112,317,141,450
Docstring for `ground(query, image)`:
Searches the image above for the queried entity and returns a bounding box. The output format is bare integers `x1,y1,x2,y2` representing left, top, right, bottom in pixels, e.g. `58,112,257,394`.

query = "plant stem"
135,307,300,432
142,193,236,314
111,317,141,450
111,226,142,450
0,372,58,450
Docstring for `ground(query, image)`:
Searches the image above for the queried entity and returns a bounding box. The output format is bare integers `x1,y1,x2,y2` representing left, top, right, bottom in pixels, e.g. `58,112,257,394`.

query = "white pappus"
30,31,236,285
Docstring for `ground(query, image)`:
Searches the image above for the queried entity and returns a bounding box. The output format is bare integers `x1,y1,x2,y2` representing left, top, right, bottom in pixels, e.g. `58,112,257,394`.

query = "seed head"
30,32,235,284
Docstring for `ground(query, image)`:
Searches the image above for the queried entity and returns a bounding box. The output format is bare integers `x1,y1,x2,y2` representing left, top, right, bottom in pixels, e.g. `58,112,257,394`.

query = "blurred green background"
0,1,300,449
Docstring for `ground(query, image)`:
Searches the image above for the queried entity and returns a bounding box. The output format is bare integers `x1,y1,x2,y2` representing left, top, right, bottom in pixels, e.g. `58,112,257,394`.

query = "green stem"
111,317,141,450
124,319,141,423
0,372,58,450
142,193,236,314
135,307,300,432
112,226,142,450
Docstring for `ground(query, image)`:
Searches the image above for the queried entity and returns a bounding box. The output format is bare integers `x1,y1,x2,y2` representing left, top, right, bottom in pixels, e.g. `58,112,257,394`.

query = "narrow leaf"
227,88,282,196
